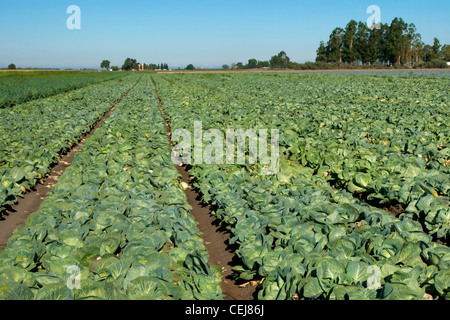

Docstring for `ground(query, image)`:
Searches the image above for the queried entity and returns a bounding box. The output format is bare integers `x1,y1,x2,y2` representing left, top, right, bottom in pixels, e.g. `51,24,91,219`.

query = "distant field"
296,69,450,78
0,71,126,108
159,68,450,78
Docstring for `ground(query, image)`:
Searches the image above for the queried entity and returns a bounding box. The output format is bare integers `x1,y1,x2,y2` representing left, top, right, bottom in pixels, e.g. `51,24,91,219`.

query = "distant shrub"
415,59,448,69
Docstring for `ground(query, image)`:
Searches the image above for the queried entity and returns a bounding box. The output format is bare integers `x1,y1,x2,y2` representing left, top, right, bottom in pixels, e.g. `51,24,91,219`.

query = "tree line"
316,17,449,68
219,52,294,70
217,17,448,70
100,58,170,71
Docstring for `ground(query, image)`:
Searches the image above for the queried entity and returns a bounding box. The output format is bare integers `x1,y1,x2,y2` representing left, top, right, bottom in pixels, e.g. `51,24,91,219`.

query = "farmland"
0,71,125,108
0,71,449,300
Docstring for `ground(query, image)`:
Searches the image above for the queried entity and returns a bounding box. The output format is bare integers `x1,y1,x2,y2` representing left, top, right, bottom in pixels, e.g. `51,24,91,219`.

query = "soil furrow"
150,76,257,300
0,76,143,250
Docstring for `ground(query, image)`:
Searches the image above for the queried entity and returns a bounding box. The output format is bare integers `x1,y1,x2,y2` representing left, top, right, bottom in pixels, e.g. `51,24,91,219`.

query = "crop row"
0,75,222,300
0,75,140,215
153,74,450,300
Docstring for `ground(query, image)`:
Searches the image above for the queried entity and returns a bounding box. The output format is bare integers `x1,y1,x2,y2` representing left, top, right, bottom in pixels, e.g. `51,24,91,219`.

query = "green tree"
408,24,423,66
111,66,119,71
270,51,291,68
222,64,230,70
247,59,258,69
270,54,281,68
443,45,450,61
100,60,111,71
365,27,380,64
386,17,409,65
8,63,16,70
354,22,371,64
278,51,291,68
316,41,328,62
257,61,270,68
122,58,138,71
186,64,194,70
432,38,442,59
422,45,434,62
378,23,391,64
326,28,344,64
342,20,358,64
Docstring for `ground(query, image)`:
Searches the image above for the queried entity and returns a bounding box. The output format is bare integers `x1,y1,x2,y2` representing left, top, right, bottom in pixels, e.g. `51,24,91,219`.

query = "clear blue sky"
0,0,449,69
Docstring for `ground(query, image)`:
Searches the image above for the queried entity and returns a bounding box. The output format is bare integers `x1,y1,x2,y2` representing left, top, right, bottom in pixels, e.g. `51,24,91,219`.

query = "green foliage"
154,73,450,300
317,17,448,68
443,45,450,62
270,51,291,69
100,60,111,70
415,59,448,69
0,75,138,214
0,71,125,108
122,58,138,71
2,72,448,301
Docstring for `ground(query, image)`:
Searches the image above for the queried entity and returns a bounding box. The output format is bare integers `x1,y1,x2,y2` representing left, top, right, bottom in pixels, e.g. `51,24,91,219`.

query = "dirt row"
0,76,142,250
150,77,257,300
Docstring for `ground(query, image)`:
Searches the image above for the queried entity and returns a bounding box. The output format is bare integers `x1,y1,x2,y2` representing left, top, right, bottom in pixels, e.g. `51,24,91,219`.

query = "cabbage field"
0,71,125,108
0,72,449,300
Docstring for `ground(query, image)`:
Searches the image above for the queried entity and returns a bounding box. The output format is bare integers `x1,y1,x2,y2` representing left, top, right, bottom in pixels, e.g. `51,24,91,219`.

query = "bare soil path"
150,76,257,300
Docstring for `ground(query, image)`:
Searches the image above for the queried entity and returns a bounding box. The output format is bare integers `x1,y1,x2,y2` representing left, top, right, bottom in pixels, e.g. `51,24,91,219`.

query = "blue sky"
0,0,449,69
